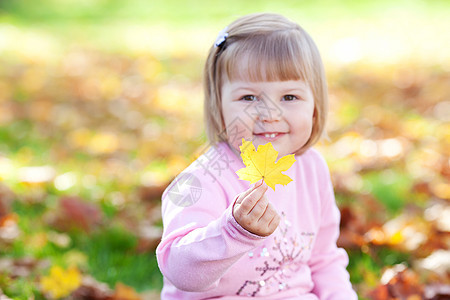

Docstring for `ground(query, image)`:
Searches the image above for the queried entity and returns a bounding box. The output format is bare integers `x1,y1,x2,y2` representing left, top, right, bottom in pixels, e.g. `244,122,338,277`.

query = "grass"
3,193,163,293
73,226,163,291
364,170,413,214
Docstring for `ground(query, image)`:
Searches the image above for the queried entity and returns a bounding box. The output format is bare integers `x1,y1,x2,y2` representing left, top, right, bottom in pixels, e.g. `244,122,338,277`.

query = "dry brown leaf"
46,196,102,232
112,283,141,300
72,275,114,300
424,284,450,300
0,183,14,218
368,266,424,299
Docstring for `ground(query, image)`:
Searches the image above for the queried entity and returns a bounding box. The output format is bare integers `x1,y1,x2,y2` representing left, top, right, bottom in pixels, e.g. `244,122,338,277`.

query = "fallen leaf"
415,250,450,277
138,184,168,203
368,265,424,299
0,214,20,245
236,139,296,191
40,265,82,299
0,257,50,279
135,222,162,253
46,196,102,233
72,276,113,300
112,283,141,300
337,205,368,249
0,183,14,218
424,284,450,300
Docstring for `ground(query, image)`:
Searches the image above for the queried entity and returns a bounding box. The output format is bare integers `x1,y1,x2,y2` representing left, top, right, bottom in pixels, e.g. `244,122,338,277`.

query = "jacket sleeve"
309,158,358,300
156,169,265,292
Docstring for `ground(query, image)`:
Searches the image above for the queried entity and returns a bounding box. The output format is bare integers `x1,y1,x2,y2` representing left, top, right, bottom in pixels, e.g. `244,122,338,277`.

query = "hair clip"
214,27,229,48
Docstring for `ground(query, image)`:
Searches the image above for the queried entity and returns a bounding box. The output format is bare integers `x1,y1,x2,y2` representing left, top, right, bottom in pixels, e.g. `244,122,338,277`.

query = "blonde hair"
203,13,328,155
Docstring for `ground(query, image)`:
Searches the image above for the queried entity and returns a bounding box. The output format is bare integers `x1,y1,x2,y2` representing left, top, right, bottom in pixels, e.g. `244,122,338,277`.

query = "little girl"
156,13,357,299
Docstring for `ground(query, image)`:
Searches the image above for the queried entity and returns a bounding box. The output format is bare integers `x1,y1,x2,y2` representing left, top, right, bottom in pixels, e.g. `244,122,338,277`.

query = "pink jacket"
156,142,357,299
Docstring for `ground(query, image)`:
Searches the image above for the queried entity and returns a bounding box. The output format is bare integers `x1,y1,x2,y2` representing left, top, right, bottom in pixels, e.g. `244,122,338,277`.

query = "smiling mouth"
254,132,286,140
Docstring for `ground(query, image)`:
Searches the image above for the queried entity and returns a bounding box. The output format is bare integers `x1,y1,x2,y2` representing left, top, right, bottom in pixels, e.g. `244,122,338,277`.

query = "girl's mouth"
254,132,285,142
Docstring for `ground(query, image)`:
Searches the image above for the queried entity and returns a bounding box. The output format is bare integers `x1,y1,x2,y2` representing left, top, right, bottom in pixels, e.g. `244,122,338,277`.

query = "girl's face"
221,78,315,158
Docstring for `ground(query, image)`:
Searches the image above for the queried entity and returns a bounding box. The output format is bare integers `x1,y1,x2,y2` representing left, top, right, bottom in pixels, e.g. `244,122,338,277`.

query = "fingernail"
255,179,263,188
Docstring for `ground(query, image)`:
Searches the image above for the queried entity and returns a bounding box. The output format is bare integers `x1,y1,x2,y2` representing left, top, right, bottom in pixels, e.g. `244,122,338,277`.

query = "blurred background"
0,0,449,299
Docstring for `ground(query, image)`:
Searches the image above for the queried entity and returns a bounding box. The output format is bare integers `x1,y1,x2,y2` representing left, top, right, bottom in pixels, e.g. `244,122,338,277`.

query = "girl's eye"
283,95,298,101
240,95,258,102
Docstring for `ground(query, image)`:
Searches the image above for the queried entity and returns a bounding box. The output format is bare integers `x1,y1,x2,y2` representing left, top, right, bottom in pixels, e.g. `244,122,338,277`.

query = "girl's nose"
254,99,282,122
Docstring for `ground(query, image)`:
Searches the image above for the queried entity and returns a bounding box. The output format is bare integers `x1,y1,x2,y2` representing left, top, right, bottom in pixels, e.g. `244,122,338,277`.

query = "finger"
267,212,281,232
248,194,269,219
235,179,263,205
257,201,275,223
238,182,268,214
235,179,264,208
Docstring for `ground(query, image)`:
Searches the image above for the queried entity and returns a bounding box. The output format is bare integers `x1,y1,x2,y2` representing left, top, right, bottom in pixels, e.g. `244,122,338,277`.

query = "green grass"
2,194,163,294
0,121,48,156
0,277,44,300
72,225,163,291
363,170,413,214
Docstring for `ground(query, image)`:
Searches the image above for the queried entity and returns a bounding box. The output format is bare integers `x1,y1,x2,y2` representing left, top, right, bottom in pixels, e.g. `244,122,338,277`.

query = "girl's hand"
233,180,280,237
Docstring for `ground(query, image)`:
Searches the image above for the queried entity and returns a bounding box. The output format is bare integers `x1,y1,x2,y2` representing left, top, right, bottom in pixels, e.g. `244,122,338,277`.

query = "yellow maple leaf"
40,265,82,299
236,139,296,191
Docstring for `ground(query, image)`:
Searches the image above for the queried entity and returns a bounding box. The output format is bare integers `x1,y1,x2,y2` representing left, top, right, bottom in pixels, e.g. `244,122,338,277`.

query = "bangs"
219,31,311,83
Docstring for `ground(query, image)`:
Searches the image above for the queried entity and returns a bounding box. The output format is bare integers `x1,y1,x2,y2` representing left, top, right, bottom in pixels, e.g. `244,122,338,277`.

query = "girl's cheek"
224,124,250,150
228,137,245,154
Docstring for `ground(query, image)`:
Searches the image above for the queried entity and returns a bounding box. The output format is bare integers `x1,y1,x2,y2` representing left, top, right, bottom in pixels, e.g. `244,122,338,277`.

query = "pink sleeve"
156,177,265,292
309,159,358,299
